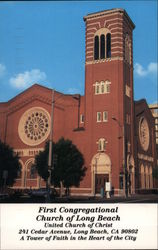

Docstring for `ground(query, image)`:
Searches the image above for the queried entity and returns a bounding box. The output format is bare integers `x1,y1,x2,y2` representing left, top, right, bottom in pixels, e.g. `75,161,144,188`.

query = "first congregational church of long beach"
0,8,157,196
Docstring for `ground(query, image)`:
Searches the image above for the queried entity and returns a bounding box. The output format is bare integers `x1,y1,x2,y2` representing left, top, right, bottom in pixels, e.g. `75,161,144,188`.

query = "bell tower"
83,9,135,195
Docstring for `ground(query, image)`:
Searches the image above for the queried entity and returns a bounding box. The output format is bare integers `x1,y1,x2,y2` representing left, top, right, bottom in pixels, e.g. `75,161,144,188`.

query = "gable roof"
134,99,154,121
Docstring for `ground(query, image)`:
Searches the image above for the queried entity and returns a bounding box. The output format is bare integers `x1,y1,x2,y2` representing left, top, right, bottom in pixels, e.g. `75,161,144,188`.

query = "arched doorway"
24,158,38,189
91,153,111,195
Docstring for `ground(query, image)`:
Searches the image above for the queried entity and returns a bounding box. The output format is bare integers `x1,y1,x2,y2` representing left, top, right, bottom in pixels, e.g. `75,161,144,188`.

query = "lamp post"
112,117,127,197
94,157,98,196
45,91,84,202
46,91,77,202
46,90,54,202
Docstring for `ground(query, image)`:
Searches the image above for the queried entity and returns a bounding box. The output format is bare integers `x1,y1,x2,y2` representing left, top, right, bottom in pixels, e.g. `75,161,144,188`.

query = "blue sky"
0,1,157,104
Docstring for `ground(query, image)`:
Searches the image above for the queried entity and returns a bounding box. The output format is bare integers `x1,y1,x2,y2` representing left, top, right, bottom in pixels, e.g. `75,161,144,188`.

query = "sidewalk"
53,193,158,203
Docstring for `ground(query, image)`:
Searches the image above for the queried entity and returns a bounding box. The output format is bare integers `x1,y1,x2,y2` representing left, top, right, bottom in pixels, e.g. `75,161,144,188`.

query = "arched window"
106,33,111,58
100,34,105,59
94,36,99,60
94,29,111,60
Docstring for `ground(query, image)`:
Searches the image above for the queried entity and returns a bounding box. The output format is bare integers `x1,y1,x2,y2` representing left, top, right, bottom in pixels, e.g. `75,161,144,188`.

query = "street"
1,193,158,203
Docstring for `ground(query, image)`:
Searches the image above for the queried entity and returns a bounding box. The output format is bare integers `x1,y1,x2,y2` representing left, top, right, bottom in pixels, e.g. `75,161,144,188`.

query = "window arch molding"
94,28,111,60
94,28,110,37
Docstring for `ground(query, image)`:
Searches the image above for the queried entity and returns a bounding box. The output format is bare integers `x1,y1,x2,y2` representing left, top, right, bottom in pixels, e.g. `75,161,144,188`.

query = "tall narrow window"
94,36,99,60
100,34,105,59
106,33,111,58
95,83,100,94
98,140,102,151
97,112,101,122
80,114,84,123
98,138,107,151
103,111,108,122
106,83,110,93
101,83,104,93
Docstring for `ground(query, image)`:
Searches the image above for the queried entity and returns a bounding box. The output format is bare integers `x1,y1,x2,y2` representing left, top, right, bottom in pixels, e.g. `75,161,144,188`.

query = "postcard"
0,1,158,250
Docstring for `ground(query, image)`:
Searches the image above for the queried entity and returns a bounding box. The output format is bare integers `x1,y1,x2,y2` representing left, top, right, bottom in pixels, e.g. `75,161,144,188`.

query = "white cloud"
134,63,147,76
9,69,47,89
0,63,6,77
135,62,157,77
148,62,157,74
67,87,80,94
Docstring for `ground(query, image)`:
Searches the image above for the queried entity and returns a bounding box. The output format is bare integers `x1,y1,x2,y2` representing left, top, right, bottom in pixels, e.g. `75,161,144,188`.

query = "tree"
153,166,158,180
53,138,86,195
0,140,21,188
34,137,86,196
33,141,50,182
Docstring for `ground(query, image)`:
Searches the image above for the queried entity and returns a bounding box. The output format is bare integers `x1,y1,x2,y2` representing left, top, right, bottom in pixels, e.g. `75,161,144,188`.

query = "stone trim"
14,148,44,157
138,153,154,162
86,56,123,64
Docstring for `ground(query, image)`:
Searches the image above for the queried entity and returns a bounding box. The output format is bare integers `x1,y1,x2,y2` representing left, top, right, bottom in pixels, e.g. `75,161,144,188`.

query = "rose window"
139,117,150,151
18,107,50,146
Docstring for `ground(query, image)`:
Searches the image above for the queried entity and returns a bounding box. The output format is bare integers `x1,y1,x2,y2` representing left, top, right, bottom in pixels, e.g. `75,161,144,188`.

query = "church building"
0,8,157,196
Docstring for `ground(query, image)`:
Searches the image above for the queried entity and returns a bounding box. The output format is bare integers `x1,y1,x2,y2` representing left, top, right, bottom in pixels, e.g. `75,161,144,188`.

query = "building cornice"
84,8,135,30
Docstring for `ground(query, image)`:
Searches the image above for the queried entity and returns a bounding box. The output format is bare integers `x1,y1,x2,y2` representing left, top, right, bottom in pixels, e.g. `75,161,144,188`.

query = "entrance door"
95,174,109,193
